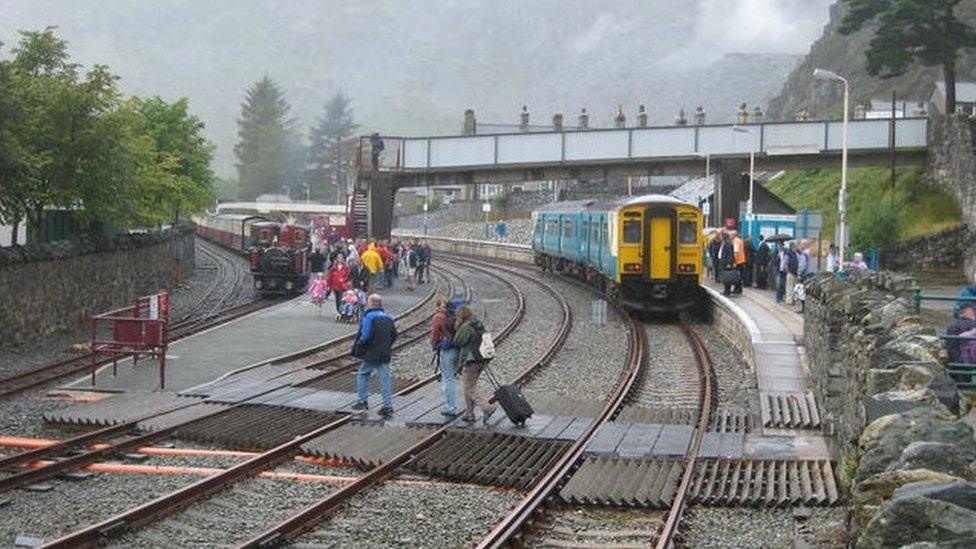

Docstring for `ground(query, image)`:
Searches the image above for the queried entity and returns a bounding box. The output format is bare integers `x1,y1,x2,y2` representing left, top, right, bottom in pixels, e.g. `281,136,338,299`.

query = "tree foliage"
307,91,358,204
0,28,215,243
840,0,976,112
234,76,303,200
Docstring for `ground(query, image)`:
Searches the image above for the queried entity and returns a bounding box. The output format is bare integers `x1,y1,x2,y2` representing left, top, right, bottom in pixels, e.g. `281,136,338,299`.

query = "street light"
732,125,757,234
814,68,850,270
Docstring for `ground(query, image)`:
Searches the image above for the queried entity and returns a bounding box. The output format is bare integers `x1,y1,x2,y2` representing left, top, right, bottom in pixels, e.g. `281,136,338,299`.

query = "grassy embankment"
764,166,962,249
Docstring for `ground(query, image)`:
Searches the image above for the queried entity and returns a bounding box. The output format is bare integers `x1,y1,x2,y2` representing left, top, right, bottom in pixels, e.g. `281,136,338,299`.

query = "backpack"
468,321,495,362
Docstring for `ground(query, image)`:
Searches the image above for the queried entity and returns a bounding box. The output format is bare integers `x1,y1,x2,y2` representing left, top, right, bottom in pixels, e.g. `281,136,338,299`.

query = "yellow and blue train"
532,194,703,312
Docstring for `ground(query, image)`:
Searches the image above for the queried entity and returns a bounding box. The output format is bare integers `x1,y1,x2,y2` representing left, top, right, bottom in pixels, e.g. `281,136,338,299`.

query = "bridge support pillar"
367,175,397,240
714,160,747,228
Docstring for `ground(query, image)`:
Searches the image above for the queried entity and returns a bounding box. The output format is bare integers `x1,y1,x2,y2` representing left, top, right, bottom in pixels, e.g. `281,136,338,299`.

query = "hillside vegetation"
765,167,962,249
768,1,976,119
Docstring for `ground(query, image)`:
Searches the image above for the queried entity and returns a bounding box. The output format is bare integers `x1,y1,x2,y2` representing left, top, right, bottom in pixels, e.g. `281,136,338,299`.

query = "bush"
851,194,901,250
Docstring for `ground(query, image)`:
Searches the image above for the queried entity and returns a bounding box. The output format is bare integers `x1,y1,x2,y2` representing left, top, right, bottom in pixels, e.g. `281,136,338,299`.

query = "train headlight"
285,281,294,290
678,264,696,273
624,263,642,273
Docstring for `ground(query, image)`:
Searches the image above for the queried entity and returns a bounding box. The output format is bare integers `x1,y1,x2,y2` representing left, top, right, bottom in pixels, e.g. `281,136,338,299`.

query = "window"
581,221,589,242
534,221,542,237
679,220,698,245
623,219,642,243
563,219,573,238
547,219,558,236
591,221,599,244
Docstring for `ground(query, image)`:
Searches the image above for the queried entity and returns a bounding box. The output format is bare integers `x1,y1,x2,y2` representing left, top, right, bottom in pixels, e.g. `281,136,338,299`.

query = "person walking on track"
430,297,460,417
352,294,398,418
452,306,497,424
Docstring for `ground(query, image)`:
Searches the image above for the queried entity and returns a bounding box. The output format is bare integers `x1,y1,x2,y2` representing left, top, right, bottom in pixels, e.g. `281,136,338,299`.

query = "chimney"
751,105,764,124
552,113,564,132
579,108,589,129
519,105,530,132
637,105,648,127
854,104,867,120
736,103,749,125
693,105,706,126
674,108,688,126
462,109,477,135
614,105,626,128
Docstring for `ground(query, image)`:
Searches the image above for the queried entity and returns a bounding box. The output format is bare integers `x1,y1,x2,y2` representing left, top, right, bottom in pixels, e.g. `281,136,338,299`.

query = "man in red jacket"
378,240,395,288
429,297,459,417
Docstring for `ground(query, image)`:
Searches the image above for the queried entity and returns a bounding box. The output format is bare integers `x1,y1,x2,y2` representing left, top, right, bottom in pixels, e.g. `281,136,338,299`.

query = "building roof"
935,81,976,103
669,175,715,204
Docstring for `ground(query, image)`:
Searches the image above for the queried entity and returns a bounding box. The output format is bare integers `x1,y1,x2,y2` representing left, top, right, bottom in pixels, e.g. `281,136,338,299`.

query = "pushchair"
336,289,366,323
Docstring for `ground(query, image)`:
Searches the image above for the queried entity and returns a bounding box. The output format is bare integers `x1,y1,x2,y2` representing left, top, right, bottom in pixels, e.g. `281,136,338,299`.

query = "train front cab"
616,203,702,311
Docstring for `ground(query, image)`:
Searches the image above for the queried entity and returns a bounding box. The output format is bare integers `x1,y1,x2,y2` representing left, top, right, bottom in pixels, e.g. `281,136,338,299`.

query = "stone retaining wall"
881,224,973,276
803,270,976,547
927,115,976,280
401,234,535,265
0,226,196,345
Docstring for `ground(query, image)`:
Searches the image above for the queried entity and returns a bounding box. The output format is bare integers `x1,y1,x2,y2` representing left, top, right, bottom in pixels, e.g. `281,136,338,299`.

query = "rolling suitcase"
483,364,533,426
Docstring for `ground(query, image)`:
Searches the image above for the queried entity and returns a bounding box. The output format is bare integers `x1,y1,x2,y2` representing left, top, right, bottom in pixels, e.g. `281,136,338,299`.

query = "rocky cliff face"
767,1,976,120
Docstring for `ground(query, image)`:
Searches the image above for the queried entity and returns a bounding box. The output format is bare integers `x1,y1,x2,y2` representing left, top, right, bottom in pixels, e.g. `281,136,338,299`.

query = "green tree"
307,91,358,204
840,0,976,113
0,40,37,244
234,76,302,200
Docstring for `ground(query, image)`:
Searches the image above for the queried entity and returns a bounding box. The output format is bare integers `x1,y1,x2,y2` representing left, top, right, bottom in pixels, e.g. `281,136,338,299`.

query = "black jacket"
356,308,397,363
947,316,976,363
350,266,371,290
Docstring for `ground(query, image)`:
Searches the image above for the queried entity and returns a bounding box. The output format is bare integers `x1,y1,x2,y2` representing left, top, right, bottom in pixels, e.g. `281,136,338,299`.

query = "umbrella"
763,233,793,243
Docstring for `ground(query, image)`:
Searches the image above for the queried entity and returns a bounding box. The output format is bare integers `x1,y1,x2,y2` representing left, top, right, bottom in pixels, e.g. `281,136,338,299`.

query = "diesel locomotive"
532,194,703,312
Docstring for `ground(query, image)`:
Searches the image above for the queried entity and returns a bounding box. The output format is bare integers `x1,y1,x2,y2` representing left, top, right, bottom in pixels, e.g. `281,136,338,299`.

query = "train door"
645,208,675,280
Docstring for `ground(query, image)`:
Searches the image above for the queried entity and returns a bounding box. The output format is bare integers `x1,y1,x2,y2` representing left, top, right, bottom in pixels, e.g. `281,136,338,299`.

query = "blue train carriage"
532,194,703,312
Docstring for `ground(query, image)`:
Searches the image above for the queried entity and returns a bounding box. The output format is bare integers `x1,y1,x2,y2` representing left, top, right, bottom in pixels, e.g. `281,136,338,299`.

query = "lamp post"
814,68,850,270
732,125,756,236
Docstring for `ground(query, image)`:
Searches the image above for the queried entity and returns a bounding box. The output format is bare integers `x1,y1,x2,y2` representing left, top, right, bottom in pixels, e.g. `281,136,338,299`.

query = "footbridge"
357,117,929,237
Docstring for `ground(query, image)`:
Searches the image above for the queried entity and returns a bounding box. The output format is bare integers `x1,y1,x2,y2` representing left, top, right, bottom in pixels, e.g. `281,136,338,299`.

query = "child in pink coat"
308,273,330,314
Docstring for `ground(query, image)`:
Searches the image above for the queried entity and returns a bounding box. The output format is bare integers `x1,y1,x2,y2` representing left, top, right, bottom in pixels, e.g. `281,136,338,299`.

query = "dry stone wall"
0,226,195,346
804,270,976,547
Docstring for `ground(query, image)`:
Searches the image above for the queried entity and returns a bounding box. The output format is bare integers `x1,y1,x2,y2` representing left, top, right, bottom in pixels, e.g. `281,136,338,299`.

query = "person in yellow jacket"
360,243,384,277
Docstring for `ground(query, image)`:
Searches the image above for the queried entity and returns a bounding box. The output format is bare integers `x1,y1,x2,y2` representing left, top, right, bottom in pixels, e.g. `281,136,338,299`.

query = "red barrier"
90,293,170,388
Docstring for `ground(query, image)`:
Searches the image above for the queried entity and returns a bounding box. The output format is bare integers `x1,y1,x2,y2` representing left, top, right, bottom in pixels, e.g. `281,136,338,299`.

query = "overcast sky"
1,0,835,177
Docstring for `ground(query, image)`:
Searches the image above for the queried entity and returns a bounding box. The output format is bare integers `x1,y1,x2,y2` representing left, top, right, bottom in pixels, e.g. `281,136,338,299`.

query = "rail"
913,292,976,389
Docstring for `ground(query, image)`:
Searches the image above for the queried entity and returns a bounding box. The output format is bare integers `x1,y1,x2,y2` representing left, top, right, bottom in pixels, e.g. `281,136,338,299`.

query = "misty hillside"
768,1,976,119
2,0,831,176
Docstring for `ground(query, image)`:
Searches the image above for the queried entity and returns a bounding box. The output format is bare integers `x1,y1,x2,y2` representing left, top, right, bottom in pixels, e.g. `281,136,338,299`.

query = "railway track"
27,263,506,548
217,257,566,548
0,238,270,398
0,270,446,497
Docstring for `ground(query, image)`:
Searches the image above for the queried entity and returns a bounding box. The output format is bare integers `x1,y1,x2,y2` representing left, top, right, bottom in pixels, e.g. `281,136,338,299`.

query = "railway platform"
62,286,428,393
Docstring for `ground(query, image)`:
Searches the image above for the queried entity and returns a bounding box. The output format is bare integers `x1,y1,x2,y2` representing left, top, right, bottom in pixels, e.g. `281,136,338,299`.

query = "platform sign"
795,210,823,239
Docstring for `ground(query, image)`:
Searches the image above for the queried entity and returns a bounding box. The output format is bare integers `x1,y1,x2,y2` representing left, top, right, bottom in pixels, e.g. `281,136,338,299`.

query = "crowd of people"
348,292,497,422
705,225,871,307
306,236,433,322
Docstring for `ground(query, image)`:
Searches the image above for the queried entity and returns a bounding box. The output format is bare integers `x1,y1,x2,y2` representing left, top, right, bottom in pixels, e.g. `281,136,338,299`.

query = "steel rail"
654,323,714,548
476,311,644,548
38,265,483,548
1,273,446,495
236,255,569,548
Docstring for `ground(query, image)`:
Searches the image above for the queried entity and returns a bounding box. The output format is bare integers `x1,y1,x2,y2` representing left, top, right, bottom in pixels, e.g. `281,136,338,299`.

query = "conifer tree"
234,76,302,200
307,91,358,203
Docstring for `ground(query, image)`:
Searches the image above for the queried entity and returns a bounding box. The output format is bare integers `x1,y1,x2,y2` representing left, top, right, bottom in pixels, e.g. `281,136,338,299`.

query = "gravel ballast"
292,481,522,548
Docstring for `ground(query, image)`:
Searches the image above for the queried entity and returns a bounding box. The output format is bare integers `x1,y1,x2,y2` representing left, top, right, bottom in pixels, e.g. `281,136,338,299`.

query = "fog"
1,0,834,176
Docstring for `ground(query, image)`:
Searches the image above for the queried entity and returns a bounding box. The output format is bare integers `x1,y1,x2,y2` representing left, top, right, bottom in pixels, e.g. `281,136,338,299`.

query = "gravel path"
291,482,522,548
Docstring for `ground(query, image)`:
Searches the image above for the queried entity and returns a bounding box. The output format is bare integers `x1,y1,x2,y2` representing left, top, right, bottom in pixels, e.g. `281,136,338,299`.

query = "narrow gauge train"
532,194,703,312
195,213,310,295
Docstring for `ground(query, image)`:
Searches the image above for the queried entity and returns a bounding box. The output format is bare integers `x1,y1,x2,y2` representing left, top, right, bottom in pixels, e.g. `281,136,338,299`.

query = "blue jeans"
356,361,393,409
438,347,459,413
775,271,786,302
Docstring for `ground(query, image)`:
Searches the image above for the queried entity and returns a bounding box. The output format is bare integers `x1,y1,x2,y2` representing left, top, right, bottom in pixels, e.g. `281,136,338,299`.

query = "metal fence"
383,118,927,171
914,292,976,389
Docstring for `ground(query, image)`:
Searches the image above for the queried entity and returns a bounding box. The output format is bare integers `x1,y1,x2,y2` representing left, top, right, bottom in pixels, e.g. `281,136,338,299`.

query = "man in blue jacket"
352,294,398,417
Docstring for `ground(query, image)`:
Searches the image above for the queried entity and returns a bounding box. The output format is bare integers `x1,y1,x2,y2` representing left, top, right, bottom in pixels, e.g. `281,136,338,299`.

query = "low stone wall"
702,286,759,371
881,224,973,276
400,234,534,265
803,270,976,547
0,226,196,345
